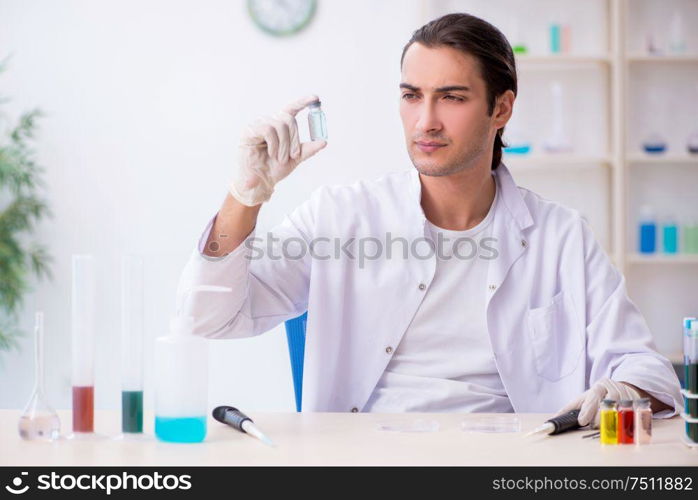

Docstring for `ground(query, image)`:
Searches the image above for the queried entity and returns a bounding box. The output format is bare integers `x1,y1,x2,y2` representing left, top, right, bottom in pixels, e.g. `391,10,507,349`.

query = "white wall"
0,0,423,411
1,0,684,414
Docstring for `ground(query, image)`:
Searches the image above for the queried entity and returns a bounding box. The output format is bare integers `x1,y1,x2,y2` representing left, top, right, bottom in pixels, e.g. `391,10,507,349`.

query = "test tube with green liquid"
120,255,144,435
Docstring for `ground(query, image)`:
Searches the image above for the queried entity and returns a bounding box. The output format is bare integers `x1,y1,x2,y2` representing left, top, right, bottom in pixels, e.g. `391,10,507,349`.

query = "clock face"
247,0,317,37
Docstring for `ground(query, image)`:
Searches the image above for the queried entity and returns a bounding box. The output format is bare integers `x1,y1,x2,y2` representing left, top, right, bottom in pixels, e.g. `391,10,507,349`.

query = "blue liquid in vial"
155,416,206,443
639,223,656,254
662,225,678,254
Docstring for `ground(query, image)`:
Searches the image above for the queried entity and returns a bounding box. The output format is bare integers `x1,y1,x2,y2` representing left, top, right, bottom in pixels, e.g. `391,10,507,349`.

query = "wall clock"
247,0,317,37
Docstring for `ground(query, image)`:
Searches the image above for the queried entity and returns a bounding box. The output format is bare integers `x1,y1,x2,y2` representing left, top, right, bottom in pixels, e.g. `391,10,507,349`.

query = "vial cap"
309,99,321,107
634,398,651,408
619,399,634,407
602,399,617,406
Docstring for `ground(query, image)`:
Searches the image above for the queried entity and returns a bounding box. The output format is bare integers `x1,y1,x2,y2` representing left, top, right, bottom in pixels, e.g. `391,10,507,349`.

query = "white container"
154,285,231,443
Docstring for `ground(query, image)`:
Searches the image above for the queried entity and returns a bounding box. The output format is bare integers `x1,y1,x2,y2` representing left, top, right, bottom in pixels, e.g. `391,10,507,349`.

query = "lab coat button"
418,283,426,291
385,346,393,354
489,284,497,291
351,407,358,413
521,239,527,248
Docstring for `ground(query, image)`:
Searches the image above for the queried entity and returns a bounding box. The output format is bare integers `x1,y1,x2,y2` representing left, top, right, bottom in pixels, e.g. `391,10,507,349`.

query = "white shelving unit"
420,0,622,259
420,0,698,356
627,253,698,265
628,155,698,165
627,55,698,63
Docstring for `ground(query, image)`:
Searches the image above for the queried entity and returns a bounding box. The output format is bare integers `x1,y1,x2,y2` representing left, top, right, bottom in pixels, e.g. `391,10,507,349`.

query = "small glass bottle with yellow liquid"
600,399,618,445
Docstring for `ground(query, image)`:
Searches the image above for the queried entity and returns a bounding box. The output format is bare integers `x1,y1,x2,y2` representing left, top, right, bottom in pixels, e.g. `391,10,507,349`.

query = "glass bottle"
617,400,635,444
684,217,698,254
543,82,573,153
638,205,657,254
634,398,652,445
600,399,618,445
308,100,328,141
18,312,61,441
661,215,679,254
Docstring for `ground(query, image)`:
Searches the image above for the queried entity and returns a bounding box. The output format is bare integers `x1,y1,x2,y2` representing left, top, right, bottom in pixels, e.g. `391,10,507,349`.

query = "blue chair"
284,312,307,412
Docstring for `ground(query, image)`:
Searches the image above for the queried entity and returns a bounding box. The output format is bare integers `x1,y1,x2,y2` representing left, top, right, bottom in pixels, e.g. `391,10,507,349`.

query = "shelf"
627,253,698,264
516,54,612,66
627,155,698,165
504,155,612,170
627,54,698,63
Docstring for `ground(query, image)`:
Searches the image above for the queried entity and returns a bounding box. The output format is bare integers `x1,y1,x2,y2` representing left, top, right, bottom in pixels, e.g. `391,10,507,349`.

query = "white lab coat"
177,163,683,415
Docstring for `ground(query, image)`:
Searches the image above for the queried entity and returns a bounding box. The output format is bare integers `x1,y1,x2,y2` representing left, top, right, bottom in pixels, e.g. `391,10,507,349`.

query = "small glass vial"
308,100,328,141
634,398,652,445
617,400,634,444
600,399,618,445
638,205,656,254
661,216,679,254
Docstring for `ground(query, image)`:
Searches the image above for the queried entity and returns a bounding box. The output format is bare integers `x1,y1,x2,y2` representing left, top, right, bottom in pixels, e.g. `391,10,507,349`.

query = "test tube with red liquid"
71,255,96,436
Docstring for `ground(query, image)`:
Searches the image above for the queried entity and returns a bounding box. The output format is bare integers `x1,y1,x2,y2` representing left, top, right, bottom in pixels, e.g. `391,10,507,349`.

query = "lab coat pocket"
527,291,584,382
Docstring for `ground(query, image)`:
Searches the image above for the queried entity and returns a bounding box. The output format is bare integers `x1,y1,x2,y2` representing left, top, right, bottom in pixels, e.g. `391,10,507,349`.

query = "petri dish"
460,415,521,433
375,419,440,433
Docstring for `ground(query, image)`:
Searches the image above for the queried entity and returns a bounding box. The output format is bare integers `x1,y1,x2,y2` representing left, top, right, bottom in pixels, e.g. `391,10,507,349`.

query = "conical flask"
18,312,61,441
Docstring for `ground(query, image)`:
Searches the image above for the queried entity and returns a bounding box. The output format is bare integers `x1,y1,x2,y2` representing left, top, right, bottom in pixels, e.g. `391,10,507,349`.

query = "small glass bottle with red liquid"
617,399,635,444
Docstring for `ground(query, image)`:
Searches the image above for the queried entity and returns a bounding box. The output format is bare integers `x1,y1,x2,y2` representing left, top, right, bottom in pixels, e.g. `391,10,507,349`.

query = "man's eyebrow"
399,83,471,93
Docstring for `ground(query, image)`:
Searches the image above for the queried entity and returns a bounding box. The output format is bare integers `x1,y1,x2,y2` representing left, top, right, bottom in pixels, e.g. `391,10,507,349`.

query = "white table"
1,410,696,466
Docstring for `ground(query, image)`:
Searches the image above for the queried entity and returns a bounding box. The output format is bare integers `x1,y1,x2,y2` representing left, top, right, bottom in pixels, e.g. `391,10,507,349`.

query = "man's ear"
493,90,515,129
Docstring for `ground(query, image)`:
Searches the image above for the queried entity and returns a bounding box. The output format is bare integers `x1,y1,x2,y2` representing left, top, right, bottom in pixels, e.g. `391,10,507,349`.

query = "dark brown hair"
401,13,517,170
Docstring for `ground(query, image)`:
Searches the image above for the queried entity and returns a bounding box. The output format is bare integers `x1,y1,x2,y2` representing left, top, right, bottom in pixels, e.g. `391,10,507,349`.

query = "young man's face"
400,43,506,177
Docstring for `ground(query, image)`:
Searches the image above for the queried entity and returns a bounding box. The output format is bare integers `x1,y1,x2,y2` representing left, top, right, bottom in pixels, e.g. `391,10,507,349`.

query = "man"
177,13,682,425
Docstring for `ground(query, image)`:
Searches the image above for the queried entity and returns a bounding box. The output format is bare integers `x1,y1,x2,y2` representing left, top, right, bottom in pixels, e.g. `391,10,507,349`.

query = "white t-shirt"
363,178,514,413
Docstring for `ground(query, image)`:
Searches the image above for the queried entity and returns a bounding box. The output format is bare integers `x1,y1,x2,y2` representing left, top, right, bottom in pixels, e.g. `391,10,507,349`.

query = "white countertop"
1,410,696,466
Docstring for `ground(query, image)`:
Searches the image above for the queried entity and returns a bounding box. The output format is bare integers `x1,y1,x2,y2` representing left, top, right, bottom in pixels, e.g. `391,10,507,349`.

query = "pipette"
525,409,582,437
212,406,276,447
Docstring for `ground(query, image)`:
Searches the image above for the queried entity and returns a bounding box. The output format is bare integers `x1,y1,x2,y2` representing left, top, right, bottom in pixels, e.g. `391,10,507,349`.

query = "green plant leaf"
0,57,52,352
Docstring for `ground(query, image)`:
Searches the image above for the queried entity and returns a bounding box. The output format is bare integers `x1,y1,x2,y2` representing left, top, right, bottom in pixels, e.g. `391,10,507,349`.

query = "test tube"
687,321,698,443
617,400,634,444
599,399,618,445
634,398,652,445
686,320,698,398
684,318,695,390
71,255,96,435
120,255,144,435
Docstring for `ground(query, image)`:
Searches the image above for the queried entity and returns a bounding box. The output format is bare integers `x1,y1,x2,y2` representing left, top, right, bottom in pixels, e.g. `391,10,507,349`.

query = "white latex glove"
554,378,641,428
229,94,327,206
